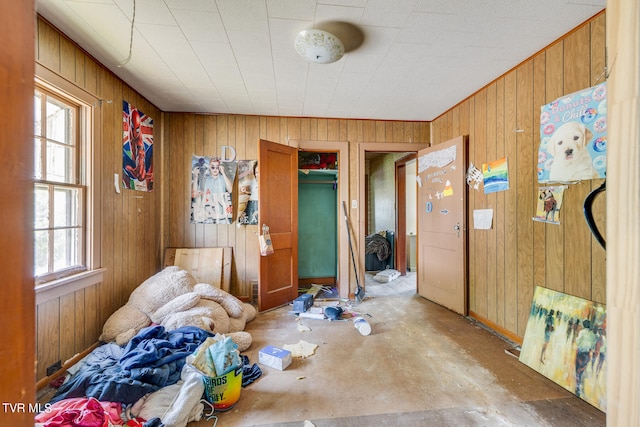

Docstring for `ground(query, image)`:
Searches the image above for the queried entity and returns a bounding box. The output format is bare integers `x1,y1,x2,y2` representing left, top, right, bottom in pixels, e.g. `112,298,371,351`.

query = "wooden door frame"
395,153,417,276
293,140,349,299
2,1,35,423
357,143,428,291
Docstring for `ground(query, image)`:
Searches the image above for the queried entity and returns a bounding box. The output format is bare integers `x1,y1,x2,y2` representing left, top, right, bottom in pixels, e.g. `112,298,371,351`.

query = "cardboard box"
293,294,314,312
259,345,292,370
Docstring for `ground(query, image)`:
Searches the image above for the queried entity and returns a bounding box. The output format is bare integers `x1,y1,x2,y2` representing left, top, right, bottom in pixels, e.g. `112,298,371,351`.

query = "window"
34,88,86,284
34,67,104,302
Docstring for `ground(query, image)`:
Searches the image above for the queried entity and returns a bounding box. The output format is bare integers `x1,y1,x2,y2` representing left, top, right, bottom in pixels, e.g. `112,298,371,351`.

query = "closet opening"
297,150,340,300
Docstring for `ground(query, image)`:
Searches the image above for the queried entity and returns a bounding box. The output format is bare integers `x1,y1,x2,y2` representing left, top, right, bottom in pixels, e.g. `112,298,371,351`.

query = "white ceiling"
36,0,606,121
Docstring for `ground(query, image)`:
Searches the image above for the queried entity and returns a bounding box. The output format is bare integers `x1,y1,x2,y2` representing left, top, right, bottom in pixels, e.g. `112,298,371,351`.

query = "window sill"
35,268,105,305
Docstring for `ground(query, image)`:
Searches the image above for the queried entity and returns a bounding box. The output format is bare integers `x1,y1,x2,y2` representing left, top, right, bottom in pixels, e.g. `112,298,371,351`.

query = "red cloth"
35,397,122,427
50,375,67,388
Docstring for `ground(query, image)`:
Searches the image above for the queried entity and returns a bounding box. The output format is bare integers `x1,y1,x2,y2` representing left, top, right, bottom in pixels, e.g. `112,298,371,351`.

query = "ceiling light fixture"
294,29,345,64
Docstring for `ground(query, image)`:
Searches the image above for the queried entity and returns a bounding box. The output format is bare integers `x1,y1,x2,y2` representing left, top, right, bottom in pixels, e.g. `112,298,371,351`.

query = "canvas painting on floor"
519,286,606,412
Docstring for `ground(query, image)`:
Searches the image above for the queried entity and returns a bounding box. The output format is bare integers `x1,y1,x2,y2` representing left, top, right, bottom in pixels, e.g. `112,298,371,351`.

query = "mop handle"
342,201,361,289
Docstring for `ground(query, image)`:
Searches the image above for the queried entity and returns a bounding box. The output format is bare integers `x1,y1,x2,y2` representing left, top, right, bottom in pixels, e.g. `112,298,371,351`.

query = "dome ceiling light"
294,29,345,64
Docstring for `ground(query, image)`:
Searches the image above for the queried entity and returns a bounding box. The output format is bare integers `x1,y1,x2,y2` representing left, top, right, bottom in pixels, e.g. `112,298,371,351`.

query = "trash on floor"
353,316,372,336
259,345,292,370
293,293,314,312
314,286,340,300
323,306,343,320
283,340,318,358
290,296,350,322
373,268,401,283
296,319,311,332
299,284,340,301
297,308,325,320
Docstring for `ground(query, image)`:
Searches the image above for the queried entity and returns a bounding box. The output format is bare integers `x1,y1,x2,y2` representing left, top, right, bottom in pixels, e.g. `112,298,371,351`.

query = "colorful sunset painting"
482,157,509,194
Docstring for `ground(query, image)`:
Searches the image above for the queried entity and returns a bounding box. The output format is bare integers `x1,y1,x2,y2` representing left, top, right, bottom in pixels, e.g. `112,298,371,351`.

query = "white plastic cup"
353,316,371,336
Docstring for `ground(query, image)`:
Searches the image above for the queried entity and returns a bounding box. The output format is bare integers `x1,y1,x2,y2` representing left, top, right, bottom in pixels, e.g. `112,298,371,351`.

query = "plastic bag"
259,224,274,256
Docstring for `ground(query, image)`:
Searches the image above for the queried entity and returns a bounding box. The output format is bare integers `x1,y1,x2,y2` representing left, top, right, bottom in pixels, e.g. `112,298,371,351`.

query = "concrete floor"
193,274,606,427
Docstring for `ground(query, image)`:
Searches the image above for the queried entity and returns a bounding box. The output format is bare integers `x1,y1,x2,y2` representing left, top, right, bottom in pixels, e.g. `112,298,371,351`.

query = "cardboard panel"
164,247,232,292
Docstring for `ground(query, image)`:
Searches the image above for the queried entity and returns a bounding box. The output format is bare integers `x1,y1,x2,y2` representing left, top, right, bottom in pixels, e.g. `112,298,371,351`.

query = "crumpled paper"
283,340,318,358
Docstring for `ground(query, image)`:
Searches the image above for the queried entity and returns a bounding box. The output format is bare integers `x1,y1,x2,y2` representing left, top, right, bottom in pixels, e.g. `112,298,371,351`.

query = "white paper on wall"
418,145,456,173
473,209,493,230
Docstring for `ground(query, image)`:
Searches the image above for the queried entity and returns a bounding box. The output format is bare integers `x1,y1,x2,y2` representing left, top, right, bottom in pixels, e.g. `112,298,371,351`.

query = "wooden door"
417,136,468,315
396,161,407,275
395,154,417,276
258,139,298,311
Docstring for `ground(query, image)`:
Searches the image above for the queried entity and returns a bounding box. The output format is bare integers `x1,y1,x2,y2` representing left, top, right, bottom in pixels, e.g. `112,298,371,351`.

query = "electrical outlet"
46,360,62,376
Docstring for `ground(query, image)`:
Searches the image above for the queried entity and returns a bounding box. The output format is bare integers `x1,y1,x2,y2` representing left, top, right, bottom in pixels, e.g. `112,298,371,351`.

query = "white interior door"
417,136,468,315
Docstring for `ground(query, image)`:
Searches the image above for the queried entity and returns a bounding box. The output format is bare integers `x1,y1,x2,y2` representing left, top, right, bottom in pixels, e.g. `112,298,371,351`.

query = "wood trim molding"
36,268,106,305
294,140,350,298
36,342,100,390
1,2,36,423
468,310,523,346
606,1,639,423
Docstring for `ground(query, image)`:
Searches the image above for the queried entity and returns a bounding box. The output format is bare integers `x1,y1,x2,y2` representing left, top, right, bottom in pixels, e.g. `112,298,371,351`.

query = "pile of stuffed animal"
100,266,256,351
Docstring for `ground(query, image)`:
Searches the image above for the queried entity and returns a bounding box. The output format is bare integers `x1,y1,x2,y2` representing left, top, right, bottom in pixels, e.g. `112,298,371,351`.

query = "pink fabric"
35,397,122,427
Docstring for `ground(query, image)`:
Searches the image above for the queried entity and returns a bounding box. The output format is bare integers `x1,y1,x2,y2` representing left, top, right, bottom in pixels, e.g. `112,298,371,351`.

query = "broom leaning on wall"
342,201,364,304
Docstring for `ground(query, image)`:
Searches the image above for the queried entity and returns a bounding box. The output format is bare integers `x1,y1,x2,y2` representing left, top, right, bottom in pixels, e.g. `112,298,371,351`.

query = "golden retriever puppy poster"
538,83,607,183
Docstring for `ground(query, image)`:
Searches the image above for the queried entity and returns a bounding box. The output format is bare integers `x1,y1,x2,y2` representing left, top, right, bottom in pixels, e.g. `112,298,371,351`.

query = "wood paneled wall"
163,115,430,300
34,17,163,380
430,12,607,340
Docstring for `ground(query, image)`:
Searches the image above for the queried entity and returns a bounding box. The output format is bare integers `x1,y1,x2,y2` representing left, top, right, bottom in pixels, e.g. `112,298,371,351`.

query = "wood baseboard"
468,311,523,346
299,277,336,287
36,342,101,390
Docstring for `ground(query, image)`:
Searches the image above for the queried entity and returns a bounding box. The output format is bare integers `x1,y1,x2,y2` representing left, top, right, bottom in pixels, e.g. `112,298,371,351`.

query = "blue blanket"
50,325,213,404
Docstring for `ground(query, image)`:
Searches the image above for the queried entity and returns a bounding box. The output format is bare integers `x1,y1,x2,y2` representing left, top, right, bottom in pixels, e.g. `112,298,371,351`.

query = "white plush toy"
100,266,256,351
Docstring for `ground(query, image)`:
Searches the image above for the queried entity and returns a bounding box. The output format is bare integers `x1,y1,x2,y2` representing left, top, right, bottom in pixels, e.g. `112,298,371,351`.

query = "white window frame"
34,87,85,281
35,64,104,305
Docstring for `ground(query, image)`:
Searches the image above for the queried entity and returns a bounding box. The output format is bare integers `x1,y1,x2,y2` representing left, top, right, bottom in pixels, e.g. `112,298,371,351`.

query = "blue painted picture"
482,157,509,194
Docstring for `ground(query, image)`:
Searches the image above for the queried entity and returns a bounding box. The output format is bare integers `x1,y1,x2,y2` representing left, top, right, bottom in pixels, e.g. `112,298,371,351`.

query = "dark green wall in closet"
298,171,338,280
